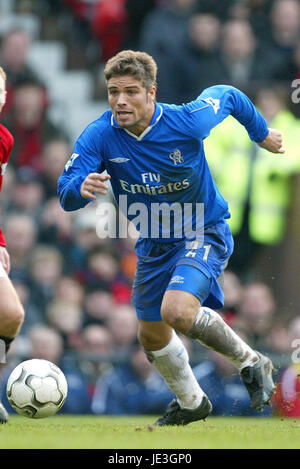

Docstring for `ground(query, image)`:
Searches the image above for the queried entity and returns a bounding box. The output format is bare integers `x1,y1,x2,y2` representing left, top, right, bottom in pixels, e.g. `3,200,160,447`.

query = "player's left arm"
184,85,284,153
257,127,285,154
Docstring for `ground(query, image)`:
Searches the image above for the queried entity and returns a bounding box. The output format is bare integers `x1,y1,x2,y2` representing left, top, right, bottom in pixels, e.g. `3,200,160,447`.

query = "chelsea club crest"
169,149,184,165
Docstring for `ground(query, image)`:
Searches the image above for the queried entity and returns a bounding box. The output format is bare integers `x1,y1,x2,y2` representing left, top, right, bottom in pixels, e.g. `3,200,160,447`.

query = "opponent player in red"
0,66,25,423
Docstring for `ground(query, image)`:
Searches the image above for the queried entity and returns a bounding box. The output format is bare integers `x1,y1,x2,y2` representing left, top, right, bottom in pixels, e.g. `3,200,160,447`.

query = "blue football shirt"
57,85,268,242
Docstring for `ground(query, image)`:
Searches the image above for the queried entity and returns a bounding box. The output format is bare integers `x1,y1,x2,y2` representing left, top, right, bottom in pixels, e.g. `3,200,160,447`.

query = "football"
6,359,68,419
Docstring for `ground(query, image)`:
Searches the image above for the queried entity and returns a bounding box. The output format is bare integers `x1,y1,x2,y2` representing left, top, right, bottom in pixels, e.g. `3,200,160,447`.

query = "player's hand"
0,246,10,275
80,173,111,199
258,128,285,154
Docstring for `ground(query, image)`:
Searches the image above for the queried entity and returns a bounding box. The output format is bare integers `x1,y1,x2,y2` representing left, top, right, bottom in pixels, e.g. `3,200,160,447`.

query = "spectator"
28,245,64,314
235,282,276,351
28,324,64,363
122,0,156,50
118,250,136,284
80,243,134,305
4,213,37,278
161,13,222,103
7,166,44,218
106,304,138,358
276,38,300,83
40,138,70,199
111,270,134,305
139,0,196,103
2,77,65,172
0,28,38,116
86,245,120,286
83,288,115,326
81,324,114,357
243,0,273,44
69,212,117,275
269,0,300,63
114,218,138,292
266,320,292,356
46,299,83,350
56,275,84,307
91,344,173,415
196,0,233,20
72,206,104,256
91,0,128,62
79,324,114,385
219,19,283,90
61,0,100,69
12,279,45,335
221,271,244,327
39,197,74,258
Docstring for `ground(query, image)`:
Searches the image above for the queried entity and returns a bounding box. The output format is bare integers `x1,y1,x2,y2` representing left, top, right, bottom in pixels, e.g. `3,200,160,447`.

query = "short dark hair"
104,50,157,89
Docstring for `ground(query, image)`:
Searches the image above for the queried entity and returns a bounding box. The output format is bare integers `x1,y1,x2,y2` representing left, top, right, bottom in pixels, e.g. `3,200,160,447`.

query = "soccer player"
58,51,283,425
0,67,25,423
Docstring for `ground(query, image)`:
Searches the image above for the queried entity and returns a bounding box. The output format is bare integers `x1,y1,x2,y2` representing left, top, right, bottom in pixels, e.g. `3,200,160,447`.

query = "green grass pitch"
0,415,300,449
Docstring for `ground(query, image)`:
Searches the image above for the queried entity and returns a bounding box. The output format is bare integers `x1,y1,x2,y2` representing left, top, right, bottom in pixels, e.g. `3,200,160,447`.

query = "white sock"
148,331,205,410
187,307,259,371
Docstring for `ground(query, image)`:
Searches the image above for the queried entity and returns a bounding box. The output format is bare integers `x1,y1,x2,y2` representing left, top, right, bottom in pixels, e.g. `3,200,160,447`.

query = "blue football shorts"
132,220,234,322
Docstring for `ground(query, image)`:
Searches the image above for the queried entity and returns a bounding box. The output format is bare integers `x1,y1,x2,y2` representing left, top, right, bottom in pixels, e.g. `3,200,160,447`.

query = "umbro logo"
169,275,184,284
108,157,130,163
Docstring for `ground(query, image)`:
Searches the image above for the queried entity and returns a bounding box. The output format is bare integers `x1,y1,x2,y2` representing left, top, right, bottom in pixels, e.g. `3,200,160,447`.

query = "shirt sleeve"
0,125,14,247
57,122,105,211
181,85,269,143
0,125,14,192
0,229,6,247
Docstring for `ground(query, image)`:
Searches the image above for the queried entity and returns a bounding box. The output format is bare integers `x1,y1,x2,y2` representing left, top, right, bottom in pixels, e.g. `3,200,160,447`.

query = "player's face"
0,75,7,114
107,75,156,136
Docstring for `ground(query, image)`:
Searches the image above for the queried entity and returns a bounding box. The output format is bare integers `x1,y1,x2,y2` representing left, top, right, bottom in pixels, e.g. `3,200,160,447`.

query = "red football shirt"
0,123,14,246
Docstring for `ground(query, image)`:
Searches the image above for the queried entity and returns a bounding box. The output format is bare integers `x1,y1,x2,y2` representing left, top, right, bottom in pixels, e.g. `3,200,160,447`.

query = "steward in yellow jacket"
204,108,300,246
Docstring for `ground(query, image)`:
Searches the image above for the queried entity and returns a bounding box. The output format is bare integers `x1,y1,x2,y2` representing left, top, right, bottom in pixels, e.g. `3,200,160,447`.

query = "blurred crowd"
0,0,300,418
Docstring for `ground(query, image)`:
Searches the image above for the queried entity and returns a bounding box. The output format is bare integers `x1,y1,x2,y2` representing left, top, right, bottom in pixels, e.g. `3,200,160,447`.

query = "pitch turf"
0,415,300,449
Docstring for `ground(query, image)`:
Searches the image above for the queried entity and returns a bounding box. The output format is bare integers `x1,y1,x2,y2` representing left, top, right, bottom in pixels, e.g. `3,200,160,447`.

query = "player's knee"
138,324,170,351
9,303,24,335
138,328,161,351
161,300,195,334
137,327,149,348
0,302,25,337
13,303,25,331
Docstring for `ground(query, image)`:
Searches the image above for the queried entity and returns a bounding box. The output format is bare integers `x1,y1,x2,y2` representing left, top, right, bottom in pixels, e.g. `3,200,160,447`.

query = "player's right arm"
80,172,111,200
57,123,107,211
